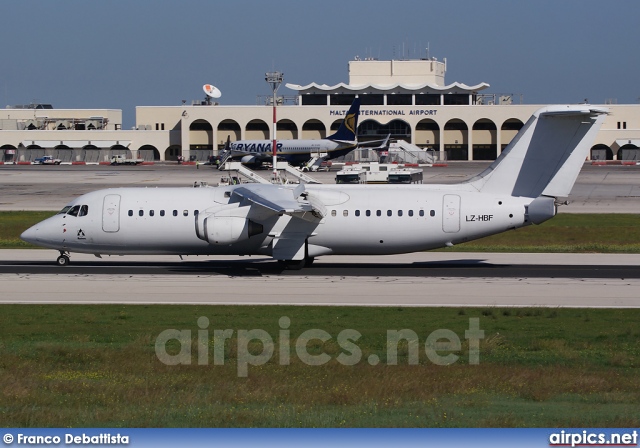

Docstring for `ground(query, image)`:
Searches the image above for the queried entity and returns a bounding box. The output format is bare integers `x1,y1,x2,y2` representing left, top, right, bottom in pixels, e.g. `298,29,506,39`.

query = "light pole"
265,71,283,183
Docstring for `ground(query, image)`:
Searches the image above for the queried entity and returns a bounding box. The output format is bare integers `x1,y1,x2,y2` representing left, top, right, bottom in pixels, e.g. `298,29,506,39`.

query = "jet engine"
196,214,263,245
240,155,258,165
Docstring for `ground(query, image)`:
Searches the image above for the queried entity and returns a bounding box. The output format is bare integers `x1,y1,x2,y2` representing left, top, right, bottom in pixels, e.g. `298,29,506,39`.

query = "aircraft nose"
20,225,39,244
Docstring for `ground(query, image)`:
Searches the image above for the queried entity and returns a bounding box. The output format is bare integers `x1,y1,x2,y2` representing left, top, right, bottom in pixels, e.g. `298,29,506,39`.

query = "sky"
1,0,639,128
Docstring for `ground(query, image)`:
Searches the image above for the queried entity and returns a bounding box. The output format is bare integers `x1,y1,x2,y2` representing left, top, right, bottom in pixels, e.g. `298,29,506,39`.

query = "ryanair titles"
331,109,438,117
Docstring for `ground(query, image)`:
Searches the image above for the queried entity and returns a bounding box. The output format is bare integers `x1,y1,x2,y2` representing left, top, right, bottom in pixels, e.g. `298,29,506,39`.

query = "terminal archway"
1,144,17,163
617,144,640,161
217,120,240,147
444,119,469,161
138,145,160,161
110,144,132,161
165,145,182,162
302,119,326,139
500,119,524,150
82,145,101,163
245,119,269,140
415,119,439,149
590,144,613,161
358,119,411,143
54,145,73,163
190,120,214,152
20,145,45,162
472,119,498,160
277,119,298,140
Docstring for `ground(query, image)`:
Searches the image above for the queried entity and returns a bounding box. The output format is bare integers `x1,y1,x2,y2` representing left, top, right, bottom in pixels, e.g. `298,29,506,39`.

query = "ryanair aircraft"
21,105,607,269
219,98,362,167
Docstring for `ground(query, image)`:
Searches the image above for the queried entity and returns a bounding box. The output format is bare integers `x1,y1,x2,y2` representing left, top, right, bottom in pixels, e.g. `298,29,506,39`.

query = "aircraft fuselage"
22,184,534,258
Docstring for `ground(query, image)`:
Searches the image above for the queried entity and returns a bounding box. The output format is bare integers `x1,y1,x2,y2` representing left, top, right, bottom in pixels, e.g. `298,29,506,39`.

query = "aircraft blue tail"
327,98,360,142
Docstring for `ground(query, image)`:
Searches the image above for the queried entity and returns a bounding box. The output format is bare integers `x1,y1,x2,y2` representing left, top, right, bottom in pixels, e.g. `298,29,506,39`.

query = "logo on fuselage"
231,142,284,152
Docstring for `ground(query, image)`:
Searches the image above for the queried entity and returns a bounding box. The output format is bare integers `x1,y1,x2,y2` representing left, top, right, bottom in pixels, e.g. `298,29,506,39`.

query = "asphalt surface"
1,258,640,279
1,252,639,307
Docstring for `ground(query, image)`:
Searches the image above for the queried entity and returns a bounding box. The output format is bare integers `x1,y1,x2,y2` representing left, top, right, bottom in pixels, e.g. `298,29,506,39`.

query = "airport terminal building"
1,56,639,163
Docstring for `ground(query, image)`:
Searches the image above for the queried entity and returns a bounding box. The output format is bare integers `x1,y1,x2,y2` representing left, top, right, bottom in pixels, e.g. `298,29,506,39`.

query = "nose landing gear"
56,251,70,266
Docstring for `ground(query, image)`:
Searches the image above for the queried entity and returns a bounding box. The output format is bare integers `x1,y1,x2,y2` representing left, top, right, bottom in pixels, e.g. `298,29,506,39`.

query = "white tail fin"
468,105,608,198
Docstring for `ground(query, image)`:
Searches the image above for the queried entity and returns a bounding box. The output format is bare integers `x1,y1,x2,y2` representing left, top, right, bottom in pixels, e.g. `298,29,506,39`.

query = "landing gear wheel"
56,253,70,266
280,259,306,270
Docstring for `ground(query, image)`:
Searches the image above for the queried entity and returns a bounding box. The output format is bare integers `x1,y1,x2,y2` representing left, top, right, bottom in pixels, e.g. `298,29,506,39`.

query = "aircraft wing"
231,184,324,220
357,134,391,150
231,184,326,261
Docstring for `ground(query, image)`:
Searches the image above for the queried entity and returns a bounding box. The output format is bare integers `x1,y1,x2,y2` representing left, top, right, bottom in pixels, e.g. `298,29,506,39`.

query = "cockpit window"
78,205,89,217
58,206,72,215
66,205,81,217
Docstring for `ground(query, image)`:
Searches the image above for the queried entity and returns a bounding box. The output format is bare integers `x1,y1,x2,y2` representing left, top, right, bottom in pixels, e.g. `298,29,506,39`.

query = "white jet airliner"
21,105,607,269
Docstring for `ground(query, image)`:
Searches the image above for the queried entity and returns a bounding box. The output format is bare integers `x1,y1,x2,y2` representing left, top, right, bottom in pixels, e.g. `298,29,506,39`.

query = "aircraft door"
102,194,121,232
442,194,460,233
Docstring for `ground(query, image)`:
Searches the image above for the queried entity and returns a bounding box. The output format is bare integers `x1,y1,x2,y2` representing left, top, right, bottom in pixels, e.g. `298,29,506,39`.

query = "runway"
1,164,638,308
2,251,639,307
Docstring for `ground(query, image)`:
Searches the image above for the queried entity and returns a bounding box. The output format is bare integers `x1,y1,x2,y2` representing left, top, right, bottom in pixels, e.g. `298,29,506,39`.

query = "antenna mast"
265,71,284,183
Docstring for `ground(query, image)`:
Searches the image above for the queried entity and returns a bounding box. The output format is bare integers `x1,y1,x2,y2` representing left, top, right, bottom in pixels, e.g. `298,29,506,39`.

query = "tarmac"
1,163,638,308
1,162,639,213
1,251,639,307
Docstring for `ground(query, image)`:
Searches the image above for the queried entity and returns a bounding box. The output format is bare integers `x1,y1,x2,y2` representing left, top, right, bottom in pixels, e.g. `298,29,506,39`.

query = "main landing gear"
56,251,70,266
280,257,315,270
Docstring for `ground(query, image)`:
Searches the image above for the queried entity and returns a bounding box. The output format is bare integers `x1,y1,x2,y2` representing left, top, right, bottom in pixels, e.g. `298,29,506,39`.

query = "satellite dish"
203,84,221,98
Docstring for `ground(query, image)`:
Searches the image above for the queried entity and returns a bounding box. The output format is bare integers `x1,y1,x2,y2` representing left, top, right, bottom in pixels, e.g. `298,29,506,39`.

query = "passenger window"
183,210,188,216
224,191,231,198
387,210,392,217
376,210,381,217
343,210,348,217
398,210,402,217
366,210,371,217
355,210,360,217
160,210,165,217
409,210,414,217
430,210,436,217
128,210,133,217
173,210,178,217
78,205,89,217
149,210,155,217
419,210,425,217
66,205,81,217
331,210,336,217
194,210,199,217
139,210,144,217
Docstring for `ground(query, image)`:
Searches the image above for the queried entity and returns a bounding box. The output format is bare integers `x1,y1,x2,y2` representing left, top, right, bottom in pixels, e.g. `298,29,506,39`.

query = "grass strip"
0,305,638,427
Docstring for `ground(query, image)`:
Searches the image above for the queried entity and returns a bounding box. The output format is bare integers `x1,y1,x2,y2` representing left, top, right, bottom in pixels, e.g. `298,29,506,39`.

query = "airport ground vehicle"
110,155,143,165
33,155,61,165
